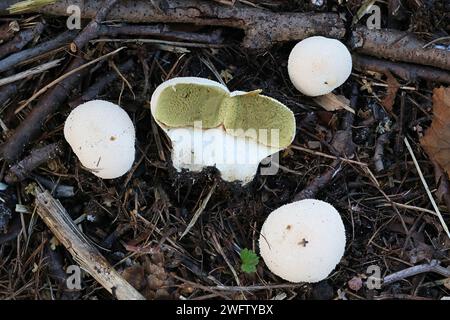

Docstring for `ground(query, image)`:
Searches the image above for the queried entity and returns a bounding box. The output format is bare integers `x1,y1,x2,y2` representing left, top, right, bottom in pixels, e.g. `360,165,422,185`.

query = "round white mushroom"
64,100,135,179
259,199,346,283
287,36,352,97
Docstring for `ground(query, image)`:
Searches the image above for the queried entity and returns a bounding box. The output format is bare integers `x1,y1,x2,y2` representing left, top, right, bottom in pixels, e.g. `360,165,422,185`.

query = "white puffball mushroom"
288,36,352,97
64,100,135,179
259,199,346,283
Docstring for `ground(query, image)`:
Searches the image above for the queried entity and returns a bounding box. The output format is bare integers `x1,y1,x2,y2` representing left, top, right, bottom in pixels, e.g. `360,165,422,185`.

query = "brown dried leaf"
420,87,450,175
380,70,400,113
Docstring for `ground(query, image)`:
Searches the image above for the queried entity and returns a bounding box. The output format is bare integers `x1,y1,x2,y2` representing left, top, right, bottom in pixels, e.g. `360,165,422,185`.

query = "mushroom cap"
259,199,346,283
287,36,352,97
64,100,135,179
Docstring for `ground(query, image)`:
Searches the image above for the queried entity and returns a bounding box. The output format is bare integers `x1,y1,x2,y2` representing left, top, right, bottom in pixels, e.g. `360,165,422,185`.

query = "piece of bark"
0,29,78,74
351,27,450,71
352,54,450,84
0,22,44,59
5,141,64,184
35,189,145,300
37,0,345,50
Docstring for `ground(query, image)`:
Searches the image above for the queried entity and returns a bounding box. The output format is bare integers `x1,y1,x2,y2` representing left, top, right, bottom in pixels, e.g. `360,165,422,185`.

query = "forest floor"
0,0,449,300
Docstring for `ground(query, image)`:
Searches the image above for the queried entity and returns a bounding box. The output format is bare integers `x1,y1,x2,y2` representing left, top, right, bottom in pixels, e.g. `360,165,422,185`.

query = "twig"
383,260,450,285
293,160,342,201
0,29,77,74
404,137,450,239
0,0,120,162
68,58,135,108
98,24,223,44
0,58,62,87
0,22,44,60
373,132,391,172
70,0,118,52
37,0,345,50
15,47,124,113
351,27,450,71
35,188,145,300
4,141,64,184
0,56,85,162
352,54,450,84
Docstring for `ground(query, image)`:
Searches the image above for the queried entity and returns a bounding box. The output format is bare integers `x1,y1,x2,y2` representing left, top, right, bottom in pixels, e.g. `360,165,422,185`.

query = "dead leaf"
313,93,355,113
380,70,400,113
420,87,450,175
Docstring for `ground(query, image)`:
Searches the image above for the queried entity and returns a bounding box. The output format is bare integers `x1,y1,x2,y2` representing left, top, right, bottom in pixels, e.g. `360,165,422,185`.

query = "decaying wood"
352,54,450,84
351,27,450,71
0,22,44,60
5,141,64,184
37,0,345,50
35,189,145,300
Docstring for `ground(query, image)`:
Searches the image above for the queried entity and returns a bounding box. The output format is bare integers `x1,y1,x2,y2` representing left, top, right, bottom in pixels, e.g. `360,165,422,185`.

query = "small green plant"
240,248,259,274
8,0,56,14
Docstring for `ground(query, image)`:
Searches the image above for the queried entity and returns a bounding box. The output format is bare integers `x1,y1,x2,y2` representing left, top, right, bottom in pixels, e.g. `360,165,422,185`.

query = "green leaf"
240,248,259,274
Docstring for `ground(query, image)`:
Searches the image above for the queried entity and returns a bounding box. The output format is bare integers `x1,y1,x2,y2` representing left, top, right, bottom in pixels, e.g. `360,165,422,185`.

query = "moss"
154,83,295,148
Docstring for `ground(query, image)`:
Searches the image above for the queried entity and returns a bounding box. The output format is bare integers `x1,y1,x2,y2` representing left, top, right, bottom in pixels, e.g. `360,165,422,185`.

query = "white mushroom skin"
64,100,135,179
166,126,279,185
259,199,346,283
287,36,352,97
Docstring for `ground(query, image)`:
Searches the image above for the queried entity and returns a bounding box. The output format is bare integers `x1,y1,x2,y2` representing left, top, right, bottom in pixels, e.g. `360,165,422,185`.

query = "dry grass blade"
404,137,450,239
180,181,218,239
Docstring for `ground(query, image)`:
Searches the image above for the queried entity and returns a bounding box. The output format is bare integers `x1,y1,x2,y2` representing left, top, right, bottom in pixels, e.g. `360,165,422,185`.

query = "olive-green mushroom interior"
154,83,295,148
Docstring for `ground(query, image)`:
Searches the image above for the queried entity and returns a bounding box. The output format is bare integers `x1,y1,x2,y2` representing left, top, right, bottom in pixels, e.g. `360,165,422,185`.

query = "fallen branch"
0,29,78,74
98,24,223,44
35,188,145,300
0,22,44,59
70,0,118,52
383,260,450,285
37,0,345,50
373,132,391,172
352,54,450,84
4,141,64,184
351,27,450,71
